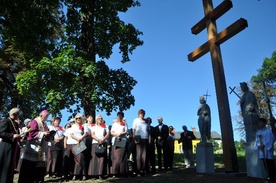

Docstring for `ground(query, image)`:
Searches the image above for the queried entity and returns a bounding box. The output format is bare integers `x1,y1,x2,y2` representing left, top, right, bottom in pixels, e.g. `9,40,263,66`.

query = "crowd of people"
1,106,276,183
0,108,183,183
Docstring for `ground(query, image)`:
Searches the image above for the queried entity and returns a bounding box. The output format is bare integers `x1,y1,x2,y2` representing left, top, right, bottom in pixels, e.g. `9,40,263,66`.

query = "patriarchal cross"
188,0,248,173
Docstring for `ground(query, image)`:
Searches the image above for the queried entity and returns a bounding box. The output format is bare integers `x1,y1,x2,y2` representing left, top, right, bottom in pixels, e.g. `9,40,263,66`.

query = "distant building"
173,128,222,153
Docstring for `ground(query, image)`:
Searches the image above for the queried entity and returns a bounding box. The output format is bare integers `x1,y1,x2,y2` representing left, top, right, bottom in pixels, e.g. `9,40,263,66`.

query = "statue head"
199,96,206,104
240,82,249,92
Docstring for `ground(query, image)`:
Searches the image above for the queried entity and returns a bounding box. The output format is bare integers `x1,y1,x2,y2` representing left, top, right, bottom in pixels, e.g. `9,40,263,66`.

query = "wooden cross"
229,86,241,99
203,90,211,102
187,0,248,173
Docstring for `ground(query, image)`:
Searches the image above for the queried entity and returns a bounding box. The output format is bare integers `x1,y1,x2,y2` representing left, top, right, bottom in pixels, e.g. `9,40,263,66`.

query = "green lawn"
174,152,247,171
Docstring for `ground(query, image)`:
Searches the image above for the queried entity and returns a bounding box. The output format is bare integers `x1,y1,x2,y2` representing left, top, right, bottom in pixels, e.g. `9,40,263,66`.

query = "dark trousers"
51,149,63,176
18,159,46,183
262,158,276,181
147,144,156,172
62,145,75,178
156,142,168,169
166,144,174,168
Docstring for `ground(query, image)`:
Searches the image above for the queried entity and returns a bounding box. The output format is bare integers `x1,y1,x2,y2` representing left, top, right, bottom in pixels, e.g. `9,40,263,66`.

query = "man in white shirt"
254,117,275,183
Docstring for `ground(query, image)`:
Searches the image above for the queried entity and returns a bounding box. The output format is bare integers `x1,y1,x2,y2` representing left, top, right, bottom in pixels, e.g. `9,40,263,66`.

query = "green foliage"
63,0,143,62
253,51,276,83
252,51,276,119
209,138,221,152
0,0,62,119
2,0,143,119
234,139,245,153
0,0,63,60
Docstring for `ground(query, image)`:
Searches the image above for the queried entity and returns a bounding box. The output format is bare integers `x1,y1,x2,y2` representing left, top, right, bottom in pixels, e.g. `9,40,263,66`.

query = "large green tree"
0,0,63,119
15,0,143,118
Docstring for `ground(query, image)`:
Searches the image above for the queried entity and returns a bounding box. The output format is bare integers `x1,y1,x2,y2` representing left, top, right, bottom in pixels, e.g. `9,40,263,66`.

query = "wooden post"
188,0,247,172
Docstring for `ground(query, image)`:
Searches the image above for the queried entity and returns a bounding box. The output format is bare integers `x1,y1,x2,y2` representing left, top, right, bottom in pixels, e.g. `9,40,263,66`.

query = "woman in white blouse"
132,109,150,176
63,114,87,181
110,112,128,177
88,115,109,180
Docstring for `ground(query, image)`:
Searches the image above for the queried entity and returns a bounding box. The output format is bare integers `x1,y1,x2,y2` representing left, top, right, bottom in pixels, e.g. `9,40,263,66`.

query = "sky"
60,0,276,141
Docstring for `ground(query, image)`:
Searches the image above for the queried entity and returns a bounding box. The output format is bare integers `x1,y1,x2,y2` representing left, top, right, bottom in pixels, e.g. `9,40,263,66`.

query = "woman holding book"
110,112,128,177
88,115,109,180
64,114,87,181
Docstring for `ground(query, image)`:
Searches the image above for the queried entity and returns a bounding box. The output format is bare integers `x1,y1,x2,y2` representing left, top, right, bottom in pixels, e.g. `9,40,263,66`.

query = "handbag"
95,144,106,154
72,141,87,155
114,137,127,148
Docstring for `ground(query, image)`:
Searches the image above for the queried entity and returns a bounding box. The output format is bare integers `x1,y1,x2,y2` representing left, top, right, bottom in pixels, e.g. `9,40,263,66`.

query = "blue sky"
61,0,276,141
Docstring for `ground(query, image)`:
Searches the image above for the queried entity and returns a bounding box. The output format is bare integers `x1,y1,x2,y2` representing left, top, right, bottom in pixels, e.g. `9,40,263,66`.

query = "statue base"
245,142,266,179
196,142,215,173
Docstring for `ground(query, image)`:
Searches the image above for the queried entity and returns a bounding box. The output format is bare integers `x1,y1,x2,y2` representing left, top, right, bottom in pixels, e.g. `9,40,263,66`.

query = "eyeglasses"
76,117,82,120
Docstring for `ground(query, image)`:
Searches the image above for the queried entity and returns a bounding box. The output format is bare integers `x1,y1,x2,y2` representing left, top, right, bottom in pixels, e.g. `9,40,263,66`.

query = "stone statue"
197,96,211,142
240,82,259,144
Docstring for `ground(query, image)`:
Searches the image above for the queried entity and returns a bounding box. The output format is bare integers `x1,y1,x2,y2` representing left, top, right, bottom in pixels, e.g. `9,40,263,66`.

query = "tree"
253,51,276,84
252,51,276,119
15,0,143,118
0,0,62,119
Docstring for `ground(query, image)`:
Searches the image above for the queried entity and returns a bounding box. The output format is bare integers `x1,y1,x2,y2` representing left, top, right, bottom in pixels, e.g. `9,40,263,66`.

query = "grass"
14,152,261,183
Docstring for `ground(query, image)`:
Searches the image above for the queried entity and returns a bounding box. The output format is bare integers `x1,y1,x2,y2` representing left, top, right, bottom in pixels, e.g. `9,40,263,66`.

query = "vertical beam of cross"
203,0,239,173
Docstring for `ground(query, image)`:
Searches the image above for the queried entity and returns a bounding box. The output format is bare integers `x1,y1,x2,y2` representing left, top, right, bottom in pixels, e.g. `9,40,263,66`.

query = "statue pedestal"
196,142,215,173
245,143,266,179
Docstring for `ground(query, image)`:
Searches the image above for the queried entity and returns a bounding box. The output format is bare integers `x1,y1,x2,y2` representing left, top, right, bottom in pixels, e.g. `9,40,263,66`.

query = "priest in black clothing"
0,108,21,183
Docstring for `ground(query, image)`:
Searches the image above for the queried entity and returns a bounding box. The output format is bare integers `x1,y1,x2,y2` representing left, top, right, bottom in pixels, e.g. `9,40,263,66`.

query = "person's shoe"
99,175,103,180
72,176,76,181
82,176,86,180
45,174,50,179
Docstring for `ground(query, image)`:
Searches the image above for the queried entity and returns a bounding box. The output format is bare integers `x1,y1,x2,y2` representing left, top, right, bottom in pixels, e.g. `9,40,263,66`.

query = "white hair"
24,118,31,126
9,108,20,116
75,113,83,119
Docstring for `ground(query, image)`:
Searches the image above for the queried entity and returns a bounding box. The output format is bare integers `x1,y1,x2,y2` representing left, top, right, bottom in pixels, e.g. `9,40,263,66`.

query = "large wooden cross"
188,0,248,172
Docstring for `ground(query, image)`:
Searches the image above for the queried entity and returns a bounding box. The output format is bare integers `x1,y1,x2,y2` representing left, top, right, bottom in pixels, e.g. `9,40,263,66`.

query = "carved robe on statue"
240,82,259,144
